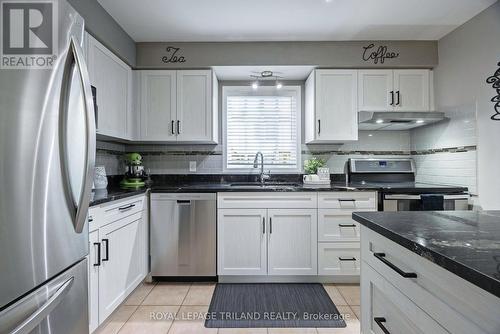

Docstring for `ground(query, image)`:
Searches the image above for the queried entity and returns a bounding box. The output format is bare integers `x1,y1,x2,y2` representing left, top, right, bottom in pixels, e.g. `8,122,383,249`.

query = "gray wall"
413,1,500,209
69,0,136,66
137,41,437,69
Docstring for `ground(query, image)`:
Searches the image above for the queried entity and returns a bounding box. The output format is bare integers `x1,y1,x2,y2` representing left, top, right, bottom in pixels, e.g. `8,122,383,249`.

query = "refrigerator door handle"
60,36,96,234
10,277,74,334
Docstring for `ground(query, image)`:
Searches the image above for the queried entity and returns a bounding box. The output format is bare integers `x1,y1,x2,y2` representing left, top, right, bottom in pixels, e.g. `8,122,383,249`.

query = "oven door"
383,194,469,211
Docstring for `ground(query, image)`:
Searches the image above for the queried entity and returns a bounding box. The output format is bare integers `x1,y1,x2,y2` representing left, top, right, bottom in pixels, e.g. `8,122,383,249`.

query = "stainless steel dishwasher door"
151,193,216,277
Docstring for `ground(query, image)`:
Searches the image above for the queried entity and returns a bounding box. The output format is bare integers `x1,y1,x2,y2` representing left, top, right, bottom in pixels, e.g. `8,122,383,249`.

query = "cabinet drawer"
318,210,360,242
361,262,448,334
361,226,500,334
101,195,145,225
88,206,101,232
318,192,376,209
217,192,317,209
318,242,360,276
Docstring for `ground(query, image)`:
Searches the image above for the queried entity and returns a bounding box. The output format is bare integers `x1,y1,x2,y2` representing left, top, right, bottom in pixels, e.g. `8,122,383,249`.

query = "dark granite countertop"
353,211,500,299
90,186,147,207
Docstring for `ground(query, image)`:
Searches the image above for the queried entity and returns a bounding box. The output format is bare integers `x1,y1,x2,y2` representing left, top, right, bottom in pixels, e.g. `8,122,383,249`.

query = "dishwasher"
150,193,216,278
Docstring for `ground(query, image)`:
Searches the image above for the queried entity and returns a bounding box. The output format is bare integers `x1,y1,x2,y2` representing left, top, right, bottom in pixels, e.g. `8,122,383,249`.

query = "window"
223,86,301,172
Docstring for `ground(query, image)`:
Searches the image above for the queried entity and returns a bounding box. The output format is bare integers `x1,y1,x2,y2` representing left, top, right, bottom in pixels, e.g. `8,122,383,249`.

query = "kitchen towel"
421,194,445,210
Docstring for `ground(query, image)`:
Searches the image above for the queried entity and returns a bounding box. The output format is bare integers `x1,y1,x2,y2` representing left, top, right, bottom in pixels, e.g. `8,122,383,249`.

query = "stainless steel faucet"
253,152,270,184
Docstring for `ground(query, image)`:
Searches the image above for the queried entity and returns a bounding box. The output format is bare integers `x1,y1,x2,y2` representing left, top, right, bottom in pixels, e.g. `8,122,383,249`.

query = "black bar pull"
389,91,394,106
396,91,401,106
88,217,93,223
176,200,191,204
102,239,110,261
374,253,417,278
317,119,321,134
171,120,175,135
177,120,181,134
338,257,356,261
118,204,135,211
374,317,390,334
269,217,273,234
93,242,101,267
338,199,356,202
262,217,265,234
338,223,356,228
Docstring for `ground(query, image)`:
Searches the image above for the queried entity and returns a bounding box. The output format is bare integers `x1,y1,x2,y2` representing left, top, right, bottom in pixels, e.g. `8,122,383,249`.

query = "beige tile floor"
96,283,361,334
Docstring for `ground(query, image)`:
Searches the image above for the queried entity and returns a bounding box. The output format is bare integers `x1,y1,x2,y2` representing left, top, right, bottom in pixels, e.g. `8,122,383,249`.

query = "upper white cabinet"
358,69,431,112
138,69,218,143
85,33,133,140
305,69,358,144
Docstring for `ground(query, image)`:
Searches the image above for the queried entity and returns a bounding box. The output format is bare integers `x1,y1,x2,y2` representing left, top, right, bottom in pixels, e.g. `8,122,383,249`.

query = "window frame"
222,85,302,174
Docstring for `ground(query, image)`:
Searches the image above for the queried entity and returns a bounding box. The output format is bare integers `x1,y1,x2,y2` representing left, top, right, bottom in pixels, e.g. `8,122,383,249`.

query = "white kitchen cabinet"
138,69,218,143
88,229,100,334
139,70,177,141
267,209,317,275
358,69,431,112
358,70,394,111
217,209,267,275
86,33,132,140
98,213,145,321
393,69,430,111
87,195,148,332
305,69,358,143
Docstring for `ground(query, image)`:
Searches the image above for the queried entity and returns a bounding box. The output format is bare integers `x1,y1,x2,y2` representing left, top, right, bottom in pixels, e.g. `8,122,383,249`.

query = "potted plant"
304,157,326,175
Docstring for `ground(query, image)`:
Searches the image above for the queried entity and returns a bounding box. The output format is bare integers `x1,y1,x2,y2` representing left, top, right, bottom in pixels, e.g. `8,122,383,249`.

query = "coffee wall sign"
486,62,500,121
362,43,400,64
161,46,186,64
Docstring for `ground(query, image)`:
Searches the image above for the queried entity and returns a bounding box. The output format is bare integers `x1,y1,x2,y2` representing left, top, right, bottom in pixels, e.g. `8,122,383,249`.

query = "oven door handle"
384,194,469,200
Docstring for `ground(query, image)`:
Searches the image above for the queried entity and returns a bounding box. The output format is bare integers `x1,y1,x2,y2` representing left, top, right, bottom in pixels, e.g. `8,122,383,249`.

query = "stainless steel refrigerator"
0,0,95,333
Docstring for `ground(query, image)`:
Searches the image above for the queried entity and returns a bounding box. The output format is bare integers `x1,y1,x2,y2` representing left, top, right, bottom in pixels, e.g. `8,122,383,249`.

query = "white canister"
94,166,108,189
317,167,330,180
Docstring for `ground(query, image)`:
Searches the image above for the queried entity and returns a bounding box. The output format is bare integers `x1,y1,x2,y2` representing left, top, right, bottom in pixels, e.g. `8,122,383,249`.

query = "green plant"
304,157,326,174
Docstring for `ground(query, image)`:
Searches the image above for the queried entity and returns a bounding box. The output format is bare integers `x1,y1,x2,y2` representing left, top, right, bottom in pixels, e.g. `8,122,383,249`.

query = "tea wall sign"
161,46,186,64
362,43,400,64
486,62,500,121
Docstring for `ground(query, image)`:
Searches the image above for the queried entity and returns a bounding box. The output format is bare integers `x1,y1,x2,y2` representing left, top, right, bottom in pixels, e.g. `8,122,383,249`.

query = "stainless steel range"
347,158,470,211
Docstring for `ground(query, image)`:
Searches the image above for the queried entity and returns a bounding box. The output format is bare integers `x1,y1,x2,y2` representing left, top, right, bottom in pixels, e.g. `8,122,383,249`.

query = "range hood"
358,111,446,130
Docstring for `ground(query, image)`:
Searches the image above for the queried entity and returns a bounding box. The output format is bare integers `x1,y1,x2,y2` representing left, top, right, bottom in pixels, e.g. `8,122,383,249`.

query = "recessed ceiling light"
368,134,373,137
252,81,259,90
375,119,384,124
276,82,283,89
416,120,425,124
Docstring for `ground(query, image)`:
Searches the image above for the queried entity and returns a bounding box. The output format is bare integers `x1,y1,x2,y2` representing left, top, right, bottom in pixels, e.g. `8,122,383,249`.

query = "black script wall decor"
362,43,399,64
161,46,186,64
486,62,500,121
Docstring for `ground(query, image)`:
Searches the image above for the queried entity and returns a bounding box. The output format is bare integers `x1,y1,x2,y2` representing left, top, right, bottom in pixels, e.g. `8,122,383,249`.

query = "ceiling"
98,0,496,42
213,66,315,81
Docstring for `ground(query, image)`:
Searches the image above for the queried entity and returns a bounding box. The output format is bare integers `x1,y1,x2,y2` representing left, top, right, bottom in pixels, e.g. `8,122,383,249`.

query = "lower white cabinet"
88,195,148,333
267,209,317,275
318,242,360,276
217,209,267,275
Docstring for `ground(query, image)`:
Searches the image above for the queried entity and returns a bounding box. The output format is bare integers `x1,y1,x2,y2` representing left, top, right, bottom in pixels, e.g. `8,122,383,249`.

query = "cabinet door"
176,70,213,142
139,70,177,141
268,209,317,275
88,230,100,333
315,70,358,142
361,262,448,334
98,214,146,321
87,34,130,139
358,70,394,111
217,209,267,275
393,69,430,111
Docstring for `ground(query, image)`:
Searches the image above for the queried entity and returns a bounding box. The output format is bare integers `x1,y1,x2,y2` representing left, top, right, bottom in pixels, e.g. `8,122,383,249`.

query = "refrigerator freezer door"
0,0,95,309
0,259,88,334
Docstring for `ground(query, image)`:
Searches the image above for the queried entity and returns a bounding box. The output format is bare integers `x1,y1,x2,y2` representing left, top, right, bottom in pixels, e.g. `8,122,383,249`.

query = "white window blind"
225,87,300,170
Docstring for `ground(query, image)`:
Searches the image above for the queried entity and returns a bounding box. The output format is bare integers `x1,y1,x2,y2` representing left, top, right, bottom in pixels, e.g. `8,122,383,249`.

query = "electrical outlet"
189,161,197,172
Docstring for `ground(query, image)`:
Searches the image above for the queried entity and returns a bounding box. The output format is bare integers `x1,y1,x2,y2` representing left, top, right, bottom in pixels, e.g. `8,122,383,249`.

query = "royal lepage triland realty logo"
1,0,57,69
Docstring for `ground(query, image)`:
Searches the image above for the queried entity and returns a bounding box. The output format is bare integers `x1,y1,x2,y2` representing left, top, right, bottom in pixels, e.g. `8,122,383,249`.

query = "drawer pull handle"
118,204,135,211
374,317,390,334
262,217,265,234
374,253,417,278
88,217,93,222
338,224,356,228
338,199,356,202
338,257,356,261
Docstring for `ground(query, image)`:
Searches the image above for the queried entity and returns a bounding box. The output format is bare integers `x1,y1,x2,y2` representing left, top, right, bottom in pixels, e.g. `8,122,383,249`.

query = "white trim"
222,85,302,173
